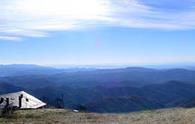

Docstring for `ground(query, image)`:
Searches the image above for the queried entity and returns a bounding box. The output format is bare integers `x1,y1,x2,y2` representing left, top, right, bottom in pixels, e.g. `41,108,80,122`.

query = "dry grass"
1,108,195,124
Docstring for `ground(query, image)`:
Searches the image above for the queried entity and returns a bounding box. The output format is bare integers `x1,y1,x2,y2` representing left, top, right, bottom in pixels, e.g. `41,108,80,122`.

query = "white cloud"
0,0,195,41
0,36,21,41
109,0,195,29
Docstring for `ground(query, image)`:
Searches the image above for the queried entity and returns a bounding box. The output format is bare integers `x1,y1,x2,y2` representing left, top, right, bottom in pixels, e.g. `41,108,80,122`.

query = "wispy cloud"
0,36,21,41
110,0,195,29
0,0,195,41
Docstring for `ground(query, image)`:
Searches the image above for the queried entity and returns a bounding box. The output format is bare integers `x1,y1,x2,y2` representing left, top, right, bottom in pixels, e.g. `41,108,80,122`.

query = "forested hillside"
1,65,195,112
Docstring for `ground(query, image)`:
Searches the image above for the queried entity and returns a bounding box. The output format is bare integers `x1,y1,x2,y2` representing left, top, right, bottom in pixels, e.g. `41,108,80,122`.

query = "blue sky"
0,0,195,65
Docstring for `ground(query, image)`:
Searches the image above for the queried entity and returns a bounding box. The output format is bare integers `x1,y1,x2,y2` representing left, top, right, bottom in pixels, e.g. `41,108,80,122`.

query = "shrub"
1,105,17,118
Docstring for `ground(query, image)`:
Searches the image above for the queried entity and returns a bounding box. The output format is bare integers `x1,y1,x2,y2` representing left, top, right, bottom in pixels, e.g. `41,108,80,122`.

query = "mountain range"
1,64,195,112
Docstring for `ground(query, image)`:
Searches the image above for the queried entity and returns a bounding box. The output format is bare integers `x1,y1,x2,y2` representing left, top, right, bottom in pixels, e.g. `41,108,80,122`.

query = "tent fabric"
0,91,46,109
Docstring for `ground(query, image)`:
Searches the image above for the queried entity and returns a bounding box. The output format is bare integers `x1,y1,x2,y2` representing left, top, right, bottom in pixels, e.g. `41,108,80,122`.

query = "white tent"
0,91,46,109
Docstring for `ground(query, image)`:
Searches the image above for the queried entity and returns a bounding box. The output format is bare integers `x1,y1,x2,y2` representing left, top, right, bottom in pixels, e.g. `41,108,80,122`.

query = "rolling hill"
1,64,195,112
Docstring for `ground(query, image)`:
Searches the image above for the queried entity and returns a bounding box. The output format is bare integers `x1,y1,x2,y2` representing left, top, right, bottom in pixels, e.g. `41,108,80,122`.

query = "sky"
0,0,195,65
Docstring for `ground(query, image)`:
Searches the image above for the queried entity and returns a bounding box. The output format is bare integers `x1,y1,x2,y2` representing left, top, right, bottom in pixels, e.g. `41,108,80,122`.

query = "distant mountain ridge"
0,64,61,77
0,64,98,77
1,64,195,112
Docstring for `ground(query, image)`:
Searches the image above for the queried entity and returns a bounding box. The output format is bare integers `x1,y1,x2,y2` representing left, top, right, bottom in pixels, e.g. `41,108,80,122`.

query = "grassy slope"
1,108,195,124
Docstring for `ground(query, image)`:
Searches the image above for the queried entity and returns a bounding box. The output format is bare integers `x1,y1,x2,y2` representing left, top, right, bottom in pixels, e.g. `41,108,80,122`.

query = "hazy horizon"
1,62,195,70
